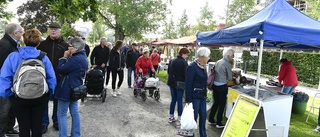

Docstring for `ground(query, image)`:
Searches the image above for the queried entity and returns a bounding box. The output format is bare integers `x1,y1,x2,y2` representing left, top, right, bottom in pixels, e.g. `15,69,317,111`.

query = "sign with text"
221,95,261,137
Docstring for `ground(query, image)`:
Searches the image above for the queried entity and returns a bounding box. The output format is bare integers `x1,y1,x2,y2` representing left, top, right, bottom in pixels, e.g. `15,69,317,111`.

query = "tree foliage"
87,20,107,44
17,0,55,33
47,0,168,41
225,0,257,27
305,0,320,21
192,1,216,33
177,9,190,37
0,1,14,21
162,17,177,39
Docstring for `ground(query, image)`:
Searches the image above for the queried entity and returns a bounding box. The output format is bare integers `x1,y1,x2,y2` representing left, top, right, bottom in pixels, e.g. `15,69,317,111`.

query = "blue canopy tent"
197,0,320,99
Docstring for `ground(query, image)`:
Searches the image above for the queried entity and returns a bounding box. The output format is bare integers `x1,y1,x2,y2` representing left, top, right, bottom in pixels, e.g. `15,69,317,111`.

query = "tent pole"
255,39,264,99
280,49,283,60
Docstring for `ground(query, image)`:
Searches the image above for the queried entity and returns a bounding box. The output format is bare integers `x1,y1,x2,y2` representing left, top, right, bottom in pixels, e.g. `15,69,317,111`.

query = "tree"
225,0,257,27
47,0,169,41
17,0,55,33
162,17,177,39
305,0,320,21
193,1,216,33
177,9,190,37
87,20,107,44
0,1,13,21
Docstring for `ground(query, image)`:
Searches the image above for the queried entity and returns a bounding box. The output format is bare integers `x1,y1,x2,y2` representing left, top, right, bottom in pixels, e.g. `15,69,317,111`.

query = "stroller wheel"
133,89,138,97
102,89,107,103
141,91,147,101
154,90,160,101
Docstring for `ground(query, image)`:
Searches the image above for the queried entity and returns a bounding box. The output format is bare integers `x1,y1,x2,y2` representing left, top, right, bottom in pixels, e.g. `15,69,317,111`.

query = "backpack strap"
37,52,47,60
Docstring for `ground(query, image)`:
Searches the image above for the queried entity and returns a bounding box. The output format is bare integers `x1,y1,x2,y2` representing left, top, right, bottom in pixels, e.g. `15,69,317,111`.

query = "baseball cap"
49,22,61,28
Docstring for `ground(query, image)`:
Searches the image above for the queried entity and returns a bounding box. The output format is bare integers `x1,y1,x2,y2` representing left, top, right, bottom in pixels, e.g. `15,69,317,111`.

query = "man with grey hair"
37,22,69,134
208,48,234,129
0,23,23,137
90,37,110,85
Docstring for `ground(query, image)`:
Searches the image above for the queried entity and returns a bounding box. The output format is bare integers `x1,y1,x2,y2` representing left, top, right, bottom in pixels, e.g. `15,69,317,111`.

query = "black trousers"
106,66,111,85
111,69,124,90
0,97,15,136
10,94,49,137
208,84,228,124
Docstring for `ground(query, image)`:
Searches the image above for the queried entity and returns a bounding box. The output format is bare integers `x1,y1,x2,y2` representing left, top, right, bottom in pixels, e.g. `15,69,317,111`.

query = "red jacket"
135,56,154,76
150,52,161,66
278,61,298,86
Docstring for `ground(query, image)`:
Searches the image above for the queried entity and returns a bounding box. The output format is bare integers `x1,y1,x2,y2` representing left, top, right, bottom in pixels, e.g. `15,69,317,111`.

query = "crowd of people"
0,22,313,137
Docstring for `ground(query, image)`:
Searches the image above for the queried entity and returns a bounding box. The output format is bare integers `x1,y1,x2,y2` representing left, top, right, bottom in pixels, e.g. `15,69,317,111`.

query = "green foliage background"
242,50,320,87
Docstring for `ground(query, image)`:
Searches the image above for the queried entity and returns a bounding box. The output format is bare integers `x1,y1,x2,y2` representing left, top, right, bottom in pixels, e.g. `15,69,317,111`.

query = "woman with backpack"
0,28,57,137
55,37,88,137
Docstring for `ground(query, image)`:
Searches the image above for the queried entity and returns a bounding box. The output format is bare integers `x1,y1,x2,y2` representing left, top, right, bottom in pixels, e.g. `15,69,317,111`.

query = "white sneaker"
112,91,117,97
116,91,121,96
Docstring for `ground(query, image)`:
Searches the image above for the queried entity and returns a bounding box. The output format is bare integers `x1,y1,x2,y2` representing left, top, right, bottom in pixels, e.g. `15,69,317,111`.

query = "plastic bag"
180,103,197,130
293,92,309,102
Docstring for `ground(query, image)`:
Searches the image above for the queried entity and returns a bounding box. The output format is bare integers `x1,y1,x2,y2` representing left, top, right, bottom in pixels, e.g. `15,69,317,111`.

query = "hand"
101,63,106,68
63,50,70,58
151,69,155,72
139,69,143,73
92,65,97,68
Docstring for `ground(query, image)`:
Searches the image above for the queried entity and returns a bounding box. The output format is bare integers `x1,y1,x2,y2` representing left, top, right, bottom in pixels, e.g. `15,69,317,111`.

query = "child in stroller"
133,73,160,101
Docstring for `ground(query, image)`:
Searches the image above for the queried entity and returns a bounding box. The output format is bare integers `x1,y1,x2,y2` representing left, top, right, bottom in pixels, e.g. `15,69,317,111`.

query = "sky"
6,0,230,38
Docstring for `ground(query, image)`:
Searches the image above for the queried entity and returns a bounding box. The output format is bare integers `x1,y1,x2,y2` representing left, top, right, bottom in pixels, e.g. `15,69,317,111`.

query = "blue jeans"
127,67,137,87
192,99,207,137
42,94,58,125
282,86,296,95
57,100,80,137
169,86,184,117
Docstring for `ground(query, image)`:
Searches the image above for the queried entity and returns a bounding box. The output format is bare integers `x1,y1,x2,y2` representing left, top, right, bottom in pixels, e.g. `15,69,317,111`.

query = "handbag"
175,81,185,90
70,85,87,101
68,76,87,101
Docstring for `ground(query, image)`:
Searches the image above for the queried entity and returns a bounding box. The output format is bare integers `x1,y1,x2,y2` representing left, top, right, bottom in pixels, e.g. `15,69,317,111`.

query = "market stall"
197,0,320,136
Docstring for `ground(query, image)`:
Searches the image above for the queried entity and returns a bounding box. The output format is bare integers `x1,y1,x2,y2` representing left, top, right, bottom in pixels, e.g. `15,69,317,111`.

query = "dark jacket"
85,44,90,56
167,56,188,87
55,50,88,101
126,48,140,68
109,48,125,70
0,34,19,68
90,45,109,66
37,36,69,81
185,62,208,102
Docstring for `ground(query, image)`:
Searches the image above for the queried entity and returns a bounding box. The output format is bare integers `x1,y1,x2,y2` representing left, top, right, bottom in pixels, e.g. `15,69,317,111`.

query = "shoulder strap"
37,52,47,60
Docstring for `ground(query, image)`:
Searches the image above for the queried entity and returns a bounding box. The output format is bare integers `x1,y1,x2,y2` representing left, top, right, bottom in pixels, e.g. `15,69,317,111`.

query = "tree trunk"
115,25,125,41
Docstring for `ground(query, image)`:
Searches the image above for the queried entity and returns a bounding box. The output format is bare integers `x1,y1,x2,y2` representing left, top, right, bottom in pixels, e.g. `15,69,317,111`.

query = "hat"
49,22,61,28
131,43,137,46
142,47,150,53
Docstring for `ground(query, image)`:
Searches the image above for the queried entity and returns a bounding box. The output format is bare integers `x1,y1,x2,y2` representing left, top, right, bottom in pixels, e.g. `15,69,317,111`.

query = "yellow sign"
228,89,239,103
221,95,261,137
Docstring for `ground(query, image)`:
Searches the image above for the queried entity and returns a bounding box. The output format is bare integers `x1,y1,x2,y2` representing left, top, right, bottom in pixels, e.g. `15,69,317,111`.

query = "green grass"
158,70,320,136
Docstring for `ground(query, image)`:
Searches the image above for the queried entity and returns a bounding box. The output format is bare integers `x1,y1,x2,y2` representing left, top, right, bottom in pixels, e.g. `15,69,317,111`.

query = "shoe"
5,129,19,135
168,117,176,123
116,91,121,96
42,125,48,134
112,91,117,97
216,123,225,128
314,126,320,132
53,123,59,131
208,121,217,126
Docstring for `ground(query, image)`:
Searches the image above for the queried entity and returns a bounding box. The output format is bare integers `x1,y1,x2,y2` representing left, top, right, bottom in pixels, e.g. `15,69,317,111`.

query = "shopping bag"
180,103,197,130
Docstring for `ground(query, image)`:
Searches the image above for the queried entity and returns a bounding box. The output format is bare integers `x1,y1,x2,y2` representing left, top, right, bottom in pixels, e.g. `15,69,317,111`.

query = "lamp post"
225,0,230,25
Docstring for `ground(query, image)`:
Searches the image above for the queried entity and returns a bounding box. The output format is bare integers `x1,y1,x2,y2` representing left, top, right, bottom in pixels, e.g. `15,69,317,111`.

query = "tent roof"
167,36,196,45
197,0,320,50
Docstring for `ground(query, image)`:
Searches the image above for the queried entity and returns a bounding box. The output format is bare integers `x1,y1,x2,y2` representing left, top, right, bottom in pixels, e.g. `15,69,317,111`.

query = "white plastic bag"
180,103,197,130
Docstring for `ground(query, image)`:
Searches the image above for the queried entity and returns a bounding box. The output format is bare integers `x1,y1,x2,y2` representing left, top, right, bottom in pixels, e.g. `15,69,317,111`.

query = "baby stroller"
83,68,107,102
133,73,160,101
